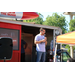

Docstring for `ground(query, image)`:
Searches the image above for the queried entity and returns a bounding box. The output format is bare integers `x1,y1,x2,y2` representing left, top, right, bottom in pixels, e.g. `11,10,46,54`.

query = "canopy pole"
54,44,57,62
70,46,73,58
53,29,55,51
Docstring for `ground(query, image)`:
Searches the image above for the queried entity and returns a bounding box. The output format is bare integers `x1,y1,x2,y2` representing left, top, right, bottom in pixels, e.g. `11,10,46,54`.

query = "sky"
38,12,73,30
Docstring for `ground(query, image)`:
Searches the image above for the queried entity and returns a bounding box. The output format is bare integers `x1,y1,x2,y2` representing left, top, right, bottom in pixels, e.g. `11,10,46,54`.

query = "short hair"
40,28,45,32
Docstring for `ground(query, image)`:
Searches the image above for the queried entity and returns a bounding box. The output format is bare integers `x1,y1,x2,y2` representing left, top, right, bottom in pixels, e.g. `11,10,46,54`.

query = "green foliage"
65,45,70,53
43,13,68,34
23,13,44,24
65,45,75,54
69,19,75,31
65,19,75,54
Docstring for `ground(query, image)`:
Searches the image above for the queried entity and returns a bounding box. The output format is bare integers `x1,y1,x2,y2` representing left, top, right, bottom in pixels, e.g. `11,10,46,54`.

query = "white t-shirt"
35,34,46,52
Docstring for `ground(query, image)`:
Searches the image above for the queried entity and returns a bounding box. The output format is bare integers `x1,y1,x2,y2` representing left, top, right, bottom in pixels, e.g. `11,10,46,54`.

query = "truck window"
62,52,70,62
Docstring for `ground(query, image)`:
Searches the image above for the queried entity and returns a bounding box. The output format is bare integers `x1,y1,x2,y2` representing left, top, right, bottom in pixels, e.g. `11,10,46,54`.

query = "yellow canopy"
56,31,75,45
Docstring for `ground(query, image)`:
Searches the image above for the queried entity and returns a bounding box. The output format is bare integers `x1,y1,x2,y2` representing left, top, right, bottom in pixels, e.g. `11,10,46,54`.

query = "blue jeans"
36,51,46,62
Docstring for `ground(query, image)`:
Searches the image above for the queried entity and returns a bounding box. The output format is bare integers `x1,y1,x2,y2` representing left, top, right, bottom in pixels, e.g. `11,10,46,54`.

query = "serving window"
0,28,19,50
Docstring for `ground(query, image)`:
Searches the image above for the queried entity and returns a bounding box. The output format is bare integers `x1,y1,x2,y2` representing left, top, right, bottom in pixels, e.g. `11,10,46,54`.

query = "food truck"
0,12,62,62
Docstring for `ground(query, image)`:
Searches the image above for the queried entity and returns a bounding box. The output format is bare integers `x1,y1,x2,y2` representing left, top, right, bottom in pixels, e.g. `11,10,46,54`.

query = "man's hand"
41,39,46,42
34,37,47,44
42,37,47,42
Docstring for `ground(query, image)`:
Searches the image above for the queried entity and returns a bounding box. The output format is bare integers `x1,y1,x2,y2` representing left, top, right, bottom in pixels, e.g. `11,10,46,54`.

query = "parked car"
56,49,71,62
67,58,75,62
46,49,71,62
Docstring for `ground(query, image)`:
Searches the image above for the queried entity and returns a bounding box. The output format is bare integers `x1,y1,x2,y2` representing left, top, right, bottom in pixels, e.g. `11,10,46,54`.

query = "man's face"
41,29,46,35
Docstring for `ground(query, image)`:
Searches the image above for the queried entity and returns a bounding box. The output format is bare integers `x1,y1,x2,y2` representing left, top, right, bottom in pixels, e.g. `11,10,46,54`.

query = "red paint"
0,22,21,62
21,12,39,20
1,12,16,16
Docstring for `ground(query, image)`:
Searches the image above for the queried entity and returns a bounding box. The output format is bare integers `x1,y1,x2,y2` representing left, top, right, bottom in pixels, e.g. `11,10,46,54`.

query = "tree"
65,45,70,53
23,13,44,24
43,13,68,34
69,19,75,31
65,19,75,53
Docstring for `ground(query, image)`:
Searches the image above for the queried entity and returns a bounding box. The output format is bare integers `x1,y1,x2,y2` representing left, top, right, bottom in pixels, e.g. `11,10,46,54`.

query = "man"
21,39,27,62
50,40,53,51
50,39,56,55
34,28,47,62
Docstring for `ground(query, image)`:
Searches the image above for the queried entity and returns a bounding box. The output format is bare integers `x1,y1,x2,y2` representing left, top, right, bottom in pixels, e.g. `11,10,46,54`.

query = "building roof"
0,18,62,32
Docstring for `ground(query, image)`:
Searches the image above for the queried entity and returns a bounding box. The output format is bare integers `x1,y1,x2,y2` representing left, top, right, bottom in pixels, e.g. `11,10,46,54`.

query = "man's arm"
23,41,27,49
24,43,27,49
34,39,46,44
34,37,47,44
45,37,47,45
45,41,47,45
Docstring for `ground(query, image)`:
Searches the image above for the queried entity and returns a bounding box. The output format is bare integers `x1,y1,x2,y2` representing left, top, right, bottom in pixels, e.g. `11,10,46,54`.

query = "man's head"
40,28,46,35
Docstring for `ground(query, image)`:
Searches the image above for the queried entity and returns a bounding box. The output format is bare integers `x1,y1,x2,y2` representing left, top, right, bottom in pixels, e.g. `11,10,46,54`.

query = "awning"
54,31,75,62
56,31,75,45
0,12,39,20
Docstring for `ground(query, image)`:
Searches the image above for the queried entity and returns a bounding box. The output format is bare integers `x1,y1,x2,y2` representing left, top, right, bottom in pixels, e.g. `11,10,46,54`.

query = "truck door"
61,52,71,62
